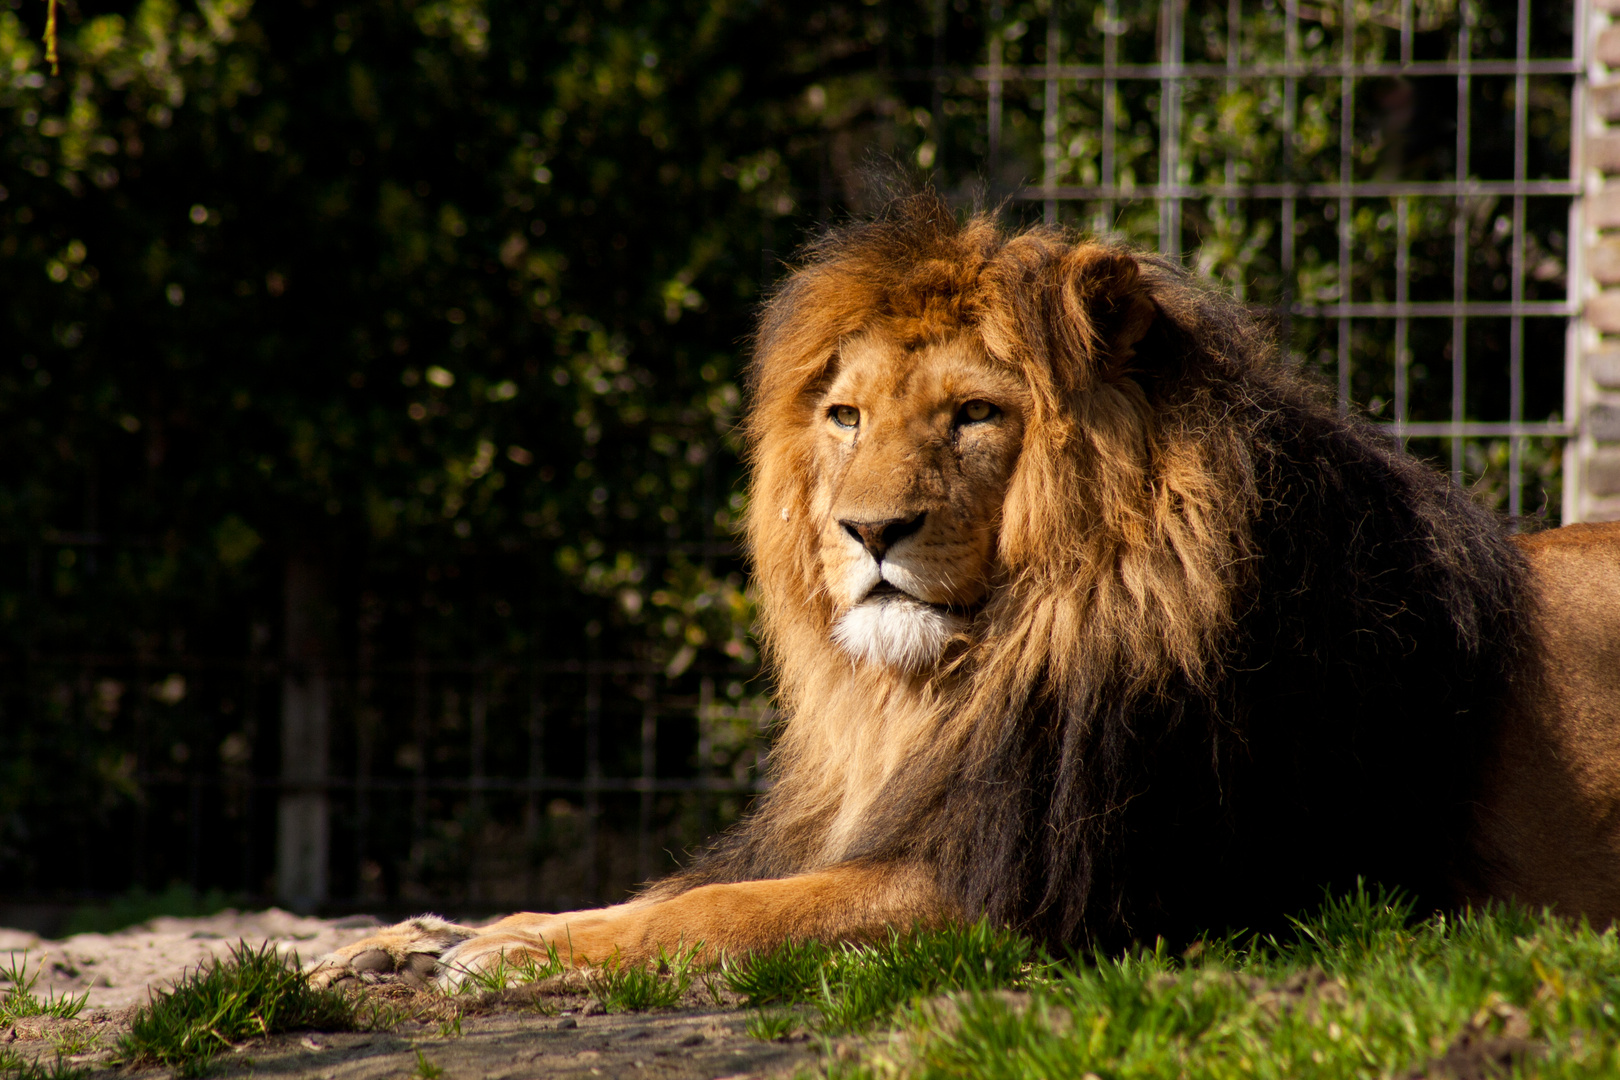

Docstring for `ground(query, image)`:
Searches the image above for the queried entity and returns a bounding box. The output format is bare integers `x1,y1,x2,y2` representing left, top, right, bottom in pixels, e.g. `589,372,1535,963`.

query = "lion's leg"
437,860,951,986
312,862,950,991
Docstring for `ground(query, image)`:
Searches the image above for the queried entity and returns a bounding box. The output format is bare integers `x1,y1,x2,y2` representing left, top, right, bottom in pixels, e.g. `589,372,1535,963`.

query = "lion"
309,192,1620,989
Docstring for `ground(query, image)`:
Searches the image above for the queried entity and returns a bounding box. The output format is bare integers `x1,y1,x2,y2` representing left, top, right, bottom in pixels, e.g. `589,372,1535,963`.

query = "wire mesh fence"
3,648,772,915
942,0,1582,522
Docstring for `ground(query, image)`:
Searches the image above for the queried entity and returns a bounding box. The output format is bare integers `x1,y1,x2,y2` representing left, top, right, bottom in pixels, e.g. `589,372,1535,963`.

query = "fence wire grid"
939,0,1582,521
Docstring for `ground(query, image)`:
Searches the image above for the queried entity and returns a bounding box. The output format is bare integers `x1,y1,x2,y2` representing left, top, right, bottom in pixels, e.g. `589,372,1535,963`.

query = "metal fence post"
1581,0,1620,520
275,555,331,911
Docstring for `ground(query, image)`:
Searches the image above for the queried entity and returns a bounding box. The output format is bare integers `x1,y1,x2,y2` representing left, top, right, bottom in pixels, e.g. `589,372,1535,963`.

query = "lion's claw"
347,948,395,973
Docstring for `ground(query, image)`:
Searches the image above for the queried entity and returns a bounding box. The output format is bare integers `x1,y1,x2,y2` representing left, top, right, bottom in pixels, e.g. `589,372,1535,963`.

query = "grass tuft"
410,1048,445,1079
725,919,1039,1033
587,942,703,1012
0,955,88,1024
1271,878,1418,966
724,938,833,1007
0,1047,88,1080
115,940,360,1077
45,1029,98,1059
450,941,566,993
745,1007,805,1041
353,994,411,1030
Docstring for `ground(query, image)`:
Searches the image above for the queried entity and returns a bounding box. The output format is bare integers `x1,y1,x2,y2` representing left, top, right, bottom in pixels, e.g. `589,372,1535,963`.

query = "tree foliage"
0,0,949,665
0,0,955,895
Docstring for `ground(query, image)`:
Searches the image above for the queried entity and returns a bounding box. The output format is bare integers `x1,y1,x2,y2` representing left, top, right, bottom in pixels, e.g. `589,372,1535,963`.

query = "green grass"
0,955,88,1024
0,954,98,1079
45,1029,98,1059
0,1048,88,1080
411,1048,446,1079
448,941,566,993
725,919,1038,1032
746,1007,806,1041
735,884,1620,1078
115,941,361,1077
588,943,704,1012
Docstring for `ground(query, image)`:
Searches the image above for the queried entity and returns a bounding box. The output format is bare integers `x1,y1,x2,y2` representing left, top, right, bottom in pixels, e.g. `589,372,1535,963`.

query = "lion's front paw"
305,915,476,989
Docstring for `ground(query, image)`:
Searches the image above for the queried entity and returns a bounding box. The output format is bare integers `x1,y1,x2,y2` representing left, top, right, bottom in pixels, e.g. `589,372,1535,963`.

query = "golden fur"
308,196,1620,989
1468,523,1620,915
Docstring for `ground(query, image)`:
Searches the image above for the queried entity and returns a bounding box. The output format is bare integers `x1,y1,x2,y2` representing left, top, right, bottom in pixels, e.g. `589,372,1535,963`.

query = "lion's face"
807,331,1030,672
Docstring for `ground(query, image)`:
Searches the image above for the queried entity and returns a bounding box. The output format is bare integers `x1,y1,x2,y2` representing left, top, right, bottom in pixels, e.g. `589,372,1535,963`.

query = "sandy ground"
2,996,830,1080
0,912,832,1079
0,908,386,1011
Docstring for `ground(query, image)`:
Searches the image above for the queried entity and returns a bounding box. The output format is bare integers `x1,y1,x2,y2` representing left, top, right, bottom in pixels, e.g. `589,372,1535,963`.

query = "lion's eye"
958,400,998,424
830,405,860,429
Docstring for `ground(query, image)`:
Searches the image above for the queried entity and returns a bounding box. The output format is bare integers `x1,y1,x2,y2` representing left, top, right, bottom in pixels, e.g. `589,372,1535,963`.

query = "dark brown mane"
668,191,1532,949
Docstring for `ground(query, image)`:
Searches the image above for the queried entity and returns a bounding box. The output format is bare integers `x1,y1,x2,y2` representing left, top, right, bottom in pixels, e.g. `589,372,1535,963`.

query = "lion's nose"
840,513,925,562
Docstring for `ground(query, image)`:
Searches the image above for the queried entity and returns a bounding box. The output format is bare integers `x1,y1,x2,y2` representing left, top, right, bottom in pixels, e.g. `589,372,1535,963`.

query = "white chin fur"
832,595,965,672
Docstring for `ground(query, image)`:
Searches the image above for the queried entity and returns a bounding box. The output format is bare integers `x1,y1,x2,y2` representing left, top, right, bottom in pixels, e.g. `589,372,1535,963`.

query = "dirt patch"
2,991,824,1080
1,913,826,1079
219,1004,819,1080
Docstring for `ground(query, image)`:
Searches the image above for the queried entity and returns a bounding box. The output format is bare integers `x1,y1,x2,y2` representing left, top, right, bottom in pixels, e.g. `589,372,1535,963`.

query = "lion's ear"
1064,247,1158,378
981,238,1159,391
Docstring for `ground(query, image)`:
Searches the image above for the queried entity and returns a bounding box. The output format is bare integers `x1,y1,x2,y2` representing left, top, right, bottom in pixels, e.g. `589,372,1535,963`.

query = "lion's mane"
670,193,1531,949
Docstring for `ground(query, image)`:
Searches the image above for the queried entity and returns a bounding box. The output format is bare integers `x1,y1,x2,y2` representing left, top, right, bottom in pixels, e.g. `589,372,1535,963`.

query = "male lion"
311,193,1620,989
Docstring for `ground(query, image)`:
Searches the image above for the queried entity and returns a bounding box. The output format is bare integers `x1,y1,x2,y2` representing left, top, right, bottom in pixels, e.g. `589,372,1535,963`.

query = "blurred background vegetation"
0,0,1574,928
0,0,971,925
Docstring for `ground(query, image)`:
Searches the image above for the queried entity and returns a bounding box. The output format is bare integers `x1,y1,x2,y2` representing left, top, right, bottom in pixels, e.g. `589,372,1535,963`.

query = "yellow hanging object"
44,0,59,76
